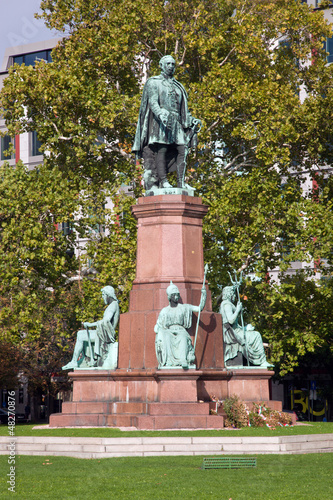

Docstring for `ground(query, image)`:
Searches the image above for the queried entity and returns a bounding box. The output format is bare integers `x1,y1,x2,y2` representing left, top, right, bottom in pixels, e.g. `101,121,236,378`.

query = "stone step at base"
62,401,149,415
50,413,140,428
147,402,210,416
62,401,212,416
50,413,106,427
49,412,224,429
135,414,224,430
62,402,109,414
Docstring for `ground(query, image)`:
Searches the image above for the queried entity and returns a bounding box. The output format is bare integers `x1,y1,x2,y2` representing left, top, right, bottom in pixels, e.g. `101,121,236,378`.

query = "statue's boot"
156,156,172,188
88,356,99,368
160,179,173,188
177,161,186,188
62,360,78,371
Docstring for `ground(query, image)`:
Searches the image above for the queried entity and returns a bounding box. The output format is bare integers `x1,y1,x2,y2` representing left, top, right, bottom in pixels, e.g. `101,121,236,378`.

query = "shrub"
248,403,293,429
223,395,249,428
221,397,293,429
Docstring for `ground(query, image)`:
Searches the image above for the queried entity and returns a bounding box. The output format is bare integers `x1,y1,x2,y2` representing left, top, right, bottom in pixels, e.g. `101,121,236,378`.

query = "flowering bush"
221,396,293,429
223,395,249,428
248,403,293,429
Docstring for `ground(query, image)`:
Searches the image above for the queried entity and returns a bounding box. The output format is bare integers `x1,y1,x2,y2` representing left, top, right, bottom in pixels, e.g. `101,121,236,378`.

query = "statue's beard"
162,70,174,78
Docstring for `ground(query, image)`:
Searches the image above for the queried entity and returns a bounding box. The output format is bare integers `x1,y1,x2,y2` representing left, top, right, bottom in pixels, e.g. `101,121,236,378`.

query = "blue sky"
0,0,59,66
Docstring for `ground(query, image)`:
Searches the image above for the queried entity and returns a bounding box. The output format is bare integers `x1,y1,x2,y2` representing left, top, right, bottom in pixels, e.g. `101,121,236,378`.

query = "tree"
0,161,81,406
1,0,333,377
0,339,21,391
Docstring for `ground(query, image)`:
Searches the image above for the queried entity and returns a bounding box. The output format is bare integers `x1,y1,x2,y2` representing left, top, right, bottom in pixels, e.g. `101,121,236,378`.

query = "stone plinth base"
117,195,223,372
197,368,277,403
131,195,209,295
118,310,223,371
51,194,282,429
49,368,279,429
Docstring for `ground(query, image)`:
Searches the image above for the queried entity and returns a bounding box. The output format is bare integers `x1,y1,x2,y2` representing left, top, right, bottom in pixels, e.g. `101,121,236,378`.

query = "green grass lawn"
0,422,332,499
0,421,332,438
0,453,332,499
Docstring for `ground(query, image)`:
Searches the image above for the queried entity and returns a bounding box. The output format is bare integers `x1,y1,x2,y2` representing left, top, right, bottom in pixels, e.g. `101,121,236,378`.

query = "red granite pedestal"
50,195,279,429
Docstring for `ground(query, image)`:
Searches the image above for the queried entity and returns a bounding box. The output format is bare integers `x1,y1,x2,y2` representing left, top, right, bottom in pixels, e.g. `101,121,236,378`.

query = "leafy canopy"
0,0,333,378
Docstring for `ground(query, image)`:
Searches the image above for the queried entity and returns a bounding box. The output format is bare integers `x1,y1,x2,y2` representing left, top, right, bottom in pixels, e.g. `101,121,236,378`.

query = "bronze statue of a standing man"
132,55,201,191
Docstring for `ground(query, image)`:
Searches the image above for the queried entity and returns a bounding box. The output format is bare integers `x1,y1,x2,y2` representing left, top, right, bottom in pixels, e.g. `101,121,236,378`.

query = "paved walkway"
1,433,332,459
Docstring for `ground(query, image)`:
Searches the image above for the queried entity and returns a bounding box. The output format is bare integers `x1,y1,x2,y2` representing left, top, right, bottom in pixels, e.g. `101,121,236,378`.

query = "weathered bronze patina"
62,286,119,370
154,281,206,369
220,285,272,368
133,55,201,194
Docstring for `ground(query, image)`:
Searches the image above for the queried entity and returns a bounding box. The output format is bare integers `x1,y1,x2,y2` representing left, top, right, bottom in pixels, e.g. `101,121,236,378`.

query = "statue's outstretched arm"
83,321,99,328
199,286,207,311
191,287,207,313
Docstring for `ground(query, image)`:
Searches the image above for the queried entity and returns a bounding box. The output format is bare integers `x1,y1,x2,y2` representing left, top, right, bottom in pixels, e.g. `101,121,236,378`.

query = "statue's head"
222,286,235,300
166,281,180,299
101,286,118,303
159,55,176,77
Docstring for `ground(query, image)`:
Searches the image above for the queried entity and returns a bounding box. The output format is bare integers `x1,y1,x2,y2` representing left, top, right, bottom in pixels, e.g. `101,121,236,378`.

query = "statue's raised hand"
236,301,243,313
192,118,202,132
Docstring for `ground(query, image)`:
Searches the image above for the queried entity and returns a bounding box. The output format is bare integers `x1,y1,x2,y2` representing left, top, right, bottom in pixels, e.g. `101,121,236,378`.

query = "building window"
315,0,330,6
59,222,73,236
324,35,333,64
31,131,43,156
1,134,15,160
13,49,52,67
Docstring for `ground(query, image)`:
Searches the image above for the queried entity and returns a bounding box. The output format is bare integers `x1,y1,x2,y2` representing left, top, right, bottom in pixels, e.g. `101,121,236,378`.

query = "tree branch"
237,255,253,274
177,47,187,67
219,46,236,67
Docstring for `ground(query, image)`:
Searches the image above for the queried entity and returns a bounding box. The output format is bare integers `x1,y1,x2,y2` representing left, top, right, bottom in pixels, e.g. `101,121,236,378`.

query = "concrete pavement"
1,433,332,459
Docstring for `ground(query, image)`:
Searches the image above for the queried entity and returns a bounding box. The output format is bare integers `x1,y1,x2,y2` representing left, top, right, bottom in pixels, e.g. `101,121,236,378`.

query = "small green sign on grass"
202,456,257,469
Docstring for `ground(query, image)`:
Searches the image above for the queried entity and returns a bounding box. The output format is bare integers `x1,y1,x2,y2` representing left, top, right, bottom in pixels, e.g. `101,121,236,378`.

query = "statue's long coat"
132,75,196,158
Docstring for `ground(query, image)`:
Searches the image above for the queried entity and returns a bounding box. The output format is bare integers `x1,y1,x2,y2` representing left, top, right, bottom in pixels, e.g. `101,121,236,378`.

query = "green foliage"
0,162,79,329
78,189,138,320
247,272,333,375
0,338,21,390
0,161,81,396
